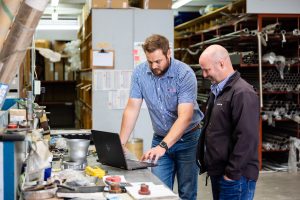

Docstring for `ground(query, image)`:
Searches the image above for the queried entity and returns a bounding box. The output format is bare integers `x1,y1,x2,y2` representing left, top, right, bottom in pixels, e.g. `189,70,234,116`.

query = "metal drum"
126,138,143,160
66,139,90,163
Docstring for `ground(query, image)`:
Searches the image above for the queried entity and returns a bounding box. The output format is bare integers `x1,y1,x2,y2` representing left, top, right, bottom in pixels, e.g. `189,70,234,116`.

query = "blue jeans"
210,175,257,200
151,128,201,200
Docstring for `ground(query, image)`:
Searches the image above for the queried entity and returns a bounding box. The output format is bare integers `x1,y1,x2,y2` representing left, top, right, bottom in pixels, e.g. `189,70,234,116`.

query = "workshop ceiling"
41,0,236,20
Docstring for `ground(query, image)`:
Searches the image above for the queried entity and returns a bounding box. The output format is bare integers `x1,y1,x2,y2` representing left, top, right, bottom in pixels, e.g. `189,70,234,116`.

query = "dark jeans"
151,128,201,200
210,175,256,200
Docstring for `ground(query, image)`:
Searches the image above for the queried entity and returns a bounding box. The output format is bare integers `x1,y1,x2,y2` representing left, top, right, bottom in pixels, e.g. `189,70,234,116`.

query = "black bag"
196,130,207,175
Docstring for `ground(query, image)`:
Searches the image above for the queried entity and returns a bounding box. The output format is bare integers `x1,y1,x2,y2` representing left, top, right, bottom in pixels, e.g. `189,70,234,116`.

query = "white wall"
247,0,300,14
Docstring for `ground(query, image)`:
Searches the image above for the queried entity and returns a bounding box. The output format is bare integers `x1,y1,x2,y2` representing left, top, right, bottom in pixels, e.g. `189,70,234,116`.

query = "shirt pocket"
164,88,178,111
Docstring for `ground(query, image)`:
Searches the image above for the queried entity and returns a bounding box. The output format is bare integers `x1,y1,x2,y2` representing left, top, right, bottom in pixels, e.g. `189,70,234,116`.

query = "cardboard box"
35,40,51,49
53,41,66,53
54,62,64,80
9,109,26,122
140,0,172,9
45,61,54,81
92,0,128,8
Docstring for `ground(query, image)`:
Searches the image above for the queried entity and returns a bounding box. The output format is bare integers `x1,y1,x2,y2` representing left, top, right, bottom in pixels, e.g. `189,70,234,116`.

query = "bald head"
199,44,234,84
200,44,230,64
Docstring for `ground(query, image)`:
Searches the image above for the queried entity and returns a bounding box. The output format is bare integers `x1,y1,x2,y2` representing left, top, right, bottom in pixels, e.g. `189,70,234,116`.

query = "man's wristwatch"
159,141,168,151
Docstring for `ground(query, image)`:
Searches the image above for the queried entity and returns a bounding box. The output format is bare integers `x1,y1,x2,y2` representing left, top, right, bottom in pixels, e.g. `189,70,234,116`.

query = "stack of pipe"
263,133,289,151
263,69,300,92
0,0,49,84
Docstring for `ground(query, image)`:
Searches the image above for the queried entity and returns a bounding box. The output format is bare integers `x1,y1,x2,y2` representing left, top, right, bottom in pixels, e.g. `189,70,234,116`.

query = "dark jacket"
197,71,259,181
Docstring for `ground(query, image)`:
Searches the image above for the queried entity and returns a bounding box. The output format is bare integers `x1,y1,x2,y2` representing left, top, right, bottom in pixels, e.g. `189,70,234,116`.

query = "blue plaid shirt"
130,58,204,136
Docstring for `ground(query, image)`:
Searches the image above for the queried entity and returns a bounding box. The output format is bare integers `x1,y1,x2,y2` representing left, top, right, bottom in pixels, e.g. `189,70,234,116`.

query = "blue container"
2,98,19,111
44,167,52,181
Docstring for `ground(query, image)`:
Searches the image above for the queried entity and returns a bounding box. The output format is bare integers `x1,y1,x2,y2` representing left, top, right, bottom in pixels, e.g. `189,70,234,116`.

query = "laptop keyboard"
126,159,154,169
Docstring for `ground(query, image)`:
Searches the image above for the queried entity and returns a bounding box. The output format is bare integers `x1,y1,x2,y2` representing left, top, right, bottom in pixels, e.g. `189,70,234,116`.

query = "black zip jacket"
197,71,259,181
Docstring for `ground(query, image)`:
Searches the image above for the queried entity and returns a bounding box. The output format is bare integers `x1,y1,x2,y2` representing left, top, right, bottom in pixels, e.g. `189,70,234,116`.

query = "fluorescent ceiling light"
51,0,59,7
36,23,79,30
172,0,193,9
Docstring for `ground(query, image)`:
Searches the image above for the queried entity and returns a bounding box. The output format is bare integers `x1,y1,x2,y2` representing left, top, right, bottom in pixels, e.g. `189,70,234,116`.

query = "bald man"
197,45,259,200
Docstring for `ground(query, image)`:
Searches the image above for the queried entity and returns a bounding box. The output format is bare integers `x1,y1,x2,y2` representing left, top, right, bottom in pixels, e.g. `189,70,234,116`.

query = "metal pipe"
0,0,49,84
0,0,23,51
190,28,250,48
257,32,263,108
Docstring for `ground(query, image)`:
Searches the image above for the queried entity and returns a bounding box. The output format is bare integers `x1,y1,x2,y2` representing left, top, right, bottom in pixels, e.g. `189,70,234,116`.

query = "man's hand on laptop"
141,146,166,164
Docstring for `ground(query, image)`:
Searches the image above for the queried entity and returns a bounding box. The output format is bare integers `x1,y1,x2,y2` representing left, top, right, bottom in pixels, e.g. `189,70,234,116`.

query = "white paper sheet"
93,51,114,67
125,182,178,200
93,70,132,91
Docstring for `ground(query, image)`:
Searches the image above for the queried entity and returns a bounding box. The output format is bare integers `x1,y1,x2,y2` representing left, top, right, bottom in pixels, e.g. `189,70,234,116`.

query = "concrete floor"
174,172,300,200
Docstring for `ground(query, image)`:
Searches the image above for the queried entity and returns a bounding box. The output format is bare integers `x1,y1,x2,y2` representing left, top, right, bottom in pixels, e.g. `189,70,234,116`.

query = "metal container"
23,187,57,200
125,138,143,160
67,139,90,163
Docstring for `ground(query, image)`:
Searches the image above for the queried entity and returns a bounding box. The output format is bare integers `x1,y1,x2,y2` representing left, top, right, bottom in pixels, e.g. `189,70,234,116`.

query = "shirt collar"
210,71,235,97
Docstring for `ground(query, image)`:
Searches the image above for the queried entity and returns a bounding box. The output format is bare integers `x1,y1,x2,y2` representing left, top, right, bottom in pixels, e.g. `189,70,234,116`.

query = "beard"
151,58,170,76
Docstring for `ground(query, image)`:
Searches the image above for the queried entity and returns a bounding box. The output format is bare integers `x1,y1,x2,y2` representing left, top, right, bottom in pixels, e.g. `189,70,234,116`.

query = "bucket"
126,138,143,160
67,139,90,163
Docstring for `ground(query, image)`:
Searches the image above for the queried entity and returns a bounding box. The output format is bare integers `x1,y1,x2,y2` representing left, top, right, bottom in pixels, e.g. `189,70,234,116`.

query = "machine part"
109,183,122,193
57,184,76,191
0,133,25,141
281,30,286,47
262,22,280,34
138,183,151,195
23,186,57,200
67,139,90,163
262,52,276,64
264,32,268,42
105,176,121,183
274,55,286,79
292,29,300,36
62,160,87,170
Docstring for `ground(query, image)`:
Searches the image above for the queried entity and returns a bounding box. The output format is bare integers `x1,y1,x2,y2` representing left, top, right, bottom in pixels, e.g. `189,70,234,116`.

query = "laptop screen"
92,130,128,169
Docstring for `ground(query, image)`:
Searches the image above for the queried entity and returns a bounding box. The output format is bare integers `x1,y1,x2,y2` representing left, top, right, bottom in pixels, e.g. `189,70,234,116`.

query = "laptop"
91,130,156,170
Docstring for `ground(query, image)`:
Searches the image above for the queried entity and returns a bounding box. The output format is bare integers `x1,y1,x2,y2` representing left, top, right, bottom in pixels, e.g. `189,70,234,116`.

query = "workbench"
53,151,179,200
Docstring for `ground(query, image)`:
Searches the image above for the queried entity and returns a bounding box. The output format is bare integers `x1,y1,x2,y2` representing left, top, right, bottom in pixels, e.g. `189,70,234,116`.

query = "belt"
154,123,201,138
188,123,201,133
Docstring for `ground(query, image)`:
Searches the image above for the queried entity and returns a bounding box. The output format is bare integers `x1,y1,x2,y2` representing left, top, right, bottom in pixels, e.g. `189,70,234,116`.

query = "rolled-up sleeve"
130,69,143,99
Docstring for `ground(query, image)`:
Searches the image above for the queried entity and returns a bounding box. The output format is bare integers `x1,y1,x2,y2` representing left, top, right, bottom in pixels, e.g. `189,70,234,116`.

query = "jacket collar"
218,71,240,94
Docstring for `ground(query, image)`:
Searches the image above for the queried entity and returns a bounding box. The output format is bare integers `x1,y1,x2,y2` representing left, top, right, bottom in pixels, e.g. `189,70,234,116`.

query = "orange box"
140,0,172,9
92,0,128,8
53,41,66,53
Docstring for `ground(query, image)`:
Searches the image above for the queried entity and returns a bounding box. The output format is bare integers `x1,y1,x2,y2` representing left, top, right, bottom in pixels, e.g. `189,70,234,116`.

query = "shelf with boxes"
20,40,77,128
174,4,300,170
75,79,92,129
35,80,76,128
